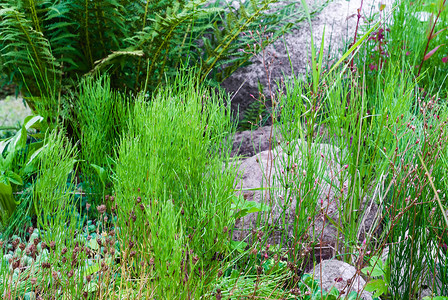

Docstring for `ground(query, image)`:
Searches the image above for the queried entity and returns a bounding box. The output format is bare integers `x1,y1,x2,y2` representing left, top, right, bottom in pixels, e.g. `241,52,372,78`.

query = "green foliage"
276,75,333,248
231,193,271,220
362,256,390,298
296,274,358,300
33,129,78,234
212,269,359,299
238,97,270,130
143,198,187,298
355,0,448,97
0,115,45,225
0,0,309,110
68,75,128,203
2,0,448,298
0,2,62,97
114,67,238,297
383,94,448,299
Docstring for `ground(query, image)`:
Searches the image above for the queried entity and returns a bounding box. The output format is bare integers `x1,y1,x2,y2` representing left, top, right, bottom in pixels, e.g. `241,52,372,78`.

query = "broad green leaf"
23,115,43,130
347,291,359,300
26,144,46,166
232,199,270,219
362,265,384,277
312,288,321,298
0,174,9,185
5,170,23,186
230,269,239,280
230,240,247,253
362,256,385,277
88,238,99,250
91,163,107,186
362,266,372,275
4,150,15,170
0,140,10,155
84,281,98,293
364,279,388,298
369,256,383,268
84,261,100,277
328,287,339,296
11,123,27,153
302,274,315,287
25,141,44,164
0,180,16,218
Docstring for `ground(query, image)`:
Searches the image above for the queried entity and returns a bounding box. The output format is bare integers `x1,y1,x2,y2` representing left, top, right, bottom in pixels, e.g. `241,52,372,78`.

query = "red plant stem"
350,0,364,71
417,0,447,77
378,9,384,69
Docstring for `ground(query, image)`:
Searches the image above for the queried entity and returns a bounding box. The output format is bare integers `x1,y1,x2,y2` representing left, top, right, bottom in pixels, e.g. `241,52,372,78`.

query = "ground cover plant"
0,0,448,299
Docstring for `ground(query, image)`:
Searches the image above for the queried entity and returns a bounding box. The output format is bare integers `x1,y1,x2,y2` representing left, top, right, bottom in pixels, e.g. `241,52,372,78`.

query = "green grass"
69,75,128,203
0,0,448,299
113,68,238,297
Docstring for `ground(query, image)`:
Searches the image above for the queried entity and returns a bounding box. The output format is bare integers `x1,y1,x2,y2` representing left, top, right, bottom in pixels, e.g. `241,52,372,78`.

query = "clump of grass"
356,0,448,97
69,75,128,204
114,66,238,297
33,129,78,235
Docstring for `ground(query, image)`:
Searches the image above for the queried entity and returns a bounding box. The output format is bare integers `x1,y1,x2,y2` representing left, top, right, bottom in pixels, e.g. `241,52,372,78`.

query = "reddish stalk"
349,0,364,71
417,0,447,77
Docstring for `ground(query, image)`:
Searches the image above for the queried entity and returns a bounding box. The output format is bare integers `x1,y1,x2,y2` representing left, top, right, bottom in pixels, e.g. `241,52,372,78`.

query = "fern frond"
86,50,144,77
238,99,269,131
43,1,81,72
125,0,216,91
1,0,329,102
0,5,59,97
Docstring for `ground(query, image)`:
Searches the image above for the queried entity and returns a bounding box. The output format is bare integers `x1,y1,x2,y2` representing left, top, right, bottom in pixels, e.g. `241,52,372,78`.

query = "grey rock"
232,140,342,244
312,259,373,300
231,125,280,157
232,139,379,247
231,123,333,158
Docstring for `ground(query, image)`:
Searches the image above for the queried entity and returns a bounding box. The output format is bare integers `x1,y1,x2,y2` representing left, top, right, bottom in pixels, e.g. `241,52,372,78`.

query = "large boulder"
232,140,379,249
